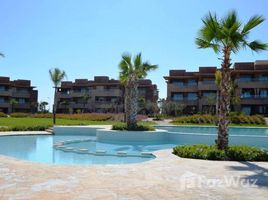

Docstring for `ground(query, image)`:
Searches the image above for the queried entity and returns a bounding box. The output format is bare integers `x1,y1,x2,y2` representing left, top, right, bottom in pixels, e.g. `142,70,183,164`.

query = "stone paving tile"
0,149,268,200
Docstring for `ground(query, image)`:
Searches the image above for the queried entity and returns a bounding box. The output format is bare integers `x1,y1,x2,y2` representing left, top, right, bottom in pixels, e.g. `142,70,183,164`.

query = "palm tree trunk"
217,47,231,150
53,88,57,124
125,79,138,129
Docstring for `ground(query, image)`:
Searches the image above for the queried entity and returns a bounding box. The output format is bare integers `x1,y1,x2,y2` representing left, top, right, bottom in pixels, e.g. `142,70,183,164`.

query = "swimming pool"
0,126,267,165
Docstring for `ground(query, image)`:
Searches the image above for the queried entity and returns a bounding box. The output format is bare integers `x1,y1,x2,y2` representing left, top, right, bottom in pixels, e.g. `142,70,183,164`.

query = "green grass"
171,122,268,128
0,117,156,128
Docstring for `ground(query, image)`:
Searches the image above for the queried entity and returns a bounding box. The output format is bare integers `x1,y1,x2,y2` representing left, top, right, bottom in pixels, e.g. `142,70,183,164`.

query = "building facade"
0,77,38,114
56,76,158,114
164,60,268,116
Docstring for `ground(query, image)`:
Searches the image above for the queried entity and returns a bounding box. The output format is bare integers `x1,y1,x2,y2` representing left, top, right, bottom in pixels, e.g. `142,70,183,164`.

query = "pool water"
0,126,267,165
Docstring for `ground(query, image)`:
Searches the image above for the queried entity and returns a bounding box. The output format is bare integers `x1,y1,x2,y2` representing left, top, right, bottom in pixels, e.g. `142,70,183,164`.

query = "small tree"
49,68,67,124
39,101,49,113
82,93,91,113
9,98,18,113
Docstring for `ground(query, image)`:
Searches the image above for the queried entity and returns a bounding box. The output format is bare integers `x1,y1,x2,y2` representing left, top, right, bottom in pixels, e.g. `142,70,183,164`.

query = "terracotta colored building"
0,77,38,114
56,76,158,114
164,60,268,116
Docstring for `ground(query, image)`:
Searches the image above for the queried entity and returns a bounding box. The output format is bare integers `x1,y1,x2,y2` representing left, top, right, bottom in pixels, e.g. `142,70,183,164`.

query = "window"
0,97,5,103
203,79,215,84
188,80,197,86
259,89,268,98
239,75,252,82
18,98,25,104
187,93,198,100
172,93,183,101
242,106,251,115
258,75,268,81
241,89,254,98
203,92,216,97
172,80,184,86
0,86,6,92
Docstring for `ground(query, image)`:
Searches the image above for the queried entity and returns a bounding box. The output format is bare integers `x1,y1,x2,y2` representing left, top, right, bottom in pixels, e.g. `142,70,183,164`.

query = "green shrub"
10,112,29,118
172,114,216,124
0,112,7,118
172,113,266,125
173,144,268,161
31,113,113,121
112,123,155,131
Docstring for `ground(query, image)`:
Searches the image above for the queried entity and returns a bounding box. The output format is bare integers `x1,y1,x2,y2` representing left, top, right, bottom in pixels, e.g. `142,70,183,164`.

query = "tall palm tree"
49,68,67,124
119,52,158,129
196,11,268,150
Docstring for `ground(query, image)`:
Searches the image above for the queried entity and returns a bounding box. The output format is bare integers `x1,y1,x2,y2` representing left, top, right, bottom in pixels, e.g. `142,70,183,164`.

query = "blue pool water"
0,126,267,165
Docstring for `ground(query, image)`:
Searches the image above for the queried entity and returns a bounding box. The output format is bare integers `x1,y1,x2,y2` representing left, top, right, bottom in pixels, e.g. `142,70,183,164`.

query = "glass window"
239,75,252,82
203,92,216,97
0,86,6,91
172,93,183,101
187,93,198,100
242,106,251,115
258,75,268,81
172,80,184,86
188,80,197,86
259,89,268,98
202,79,215,84
0,97,5,103
18,98,25,104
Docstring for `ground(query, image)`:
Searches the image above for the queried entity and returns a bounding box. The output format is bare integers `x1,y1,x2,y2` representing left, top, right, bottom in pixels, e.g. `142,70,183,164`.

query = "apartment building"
56,76,158,113
164,60,268,116
0,77,38,113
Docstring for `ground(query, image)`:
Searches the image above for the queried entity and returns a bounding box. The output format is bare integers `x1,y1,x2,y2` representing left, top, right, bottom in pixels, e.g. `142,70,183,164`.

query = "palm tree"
82,93,90,113
49,68,67,124
39,101,49,113
119,52,158,129
196,11,268,149
9,98,18,113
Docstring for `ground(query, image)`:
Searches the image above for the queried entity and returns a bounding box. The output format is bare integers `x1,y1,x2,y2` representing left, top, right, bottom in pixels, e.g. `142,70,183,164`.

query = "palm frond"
195,38,220,53
0,52,4,57
248,40,268,52
242,15,265,35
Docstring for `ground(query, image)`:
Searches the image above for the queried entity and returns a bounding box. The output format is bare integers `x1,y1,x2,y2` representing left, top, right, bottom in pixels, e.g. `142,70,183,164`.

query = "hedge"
173,144,268,161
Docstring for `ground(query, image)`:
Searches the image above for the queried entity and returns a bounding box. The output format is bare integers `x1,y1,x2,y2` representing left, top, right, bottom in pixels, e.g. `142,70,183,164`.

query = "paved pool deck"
0,149,268,200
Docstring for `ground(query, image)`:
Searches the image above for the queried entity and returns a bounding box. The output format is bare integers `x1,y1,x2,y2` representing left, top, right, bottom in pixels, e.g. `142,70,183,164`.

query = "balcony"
171,99,198,106
168,83,198,92
57,93,72,99
0,90,12,96
237,80,268,89
92,89,122,96
240,95,268,105
13,91,30,98
14,103,31,109
198,82,218,91
0,102,10,107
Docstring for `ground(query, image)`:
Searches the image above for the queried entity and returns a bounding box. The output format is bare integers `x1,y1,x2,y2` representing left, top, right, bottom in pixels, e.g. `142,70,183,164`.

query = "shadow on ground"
228,162,268,187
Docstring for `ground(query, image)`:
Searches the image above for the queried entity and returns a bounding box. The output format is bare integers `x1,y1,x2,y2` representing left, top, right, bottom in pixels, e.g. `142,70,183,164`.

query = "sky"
0,0,268,110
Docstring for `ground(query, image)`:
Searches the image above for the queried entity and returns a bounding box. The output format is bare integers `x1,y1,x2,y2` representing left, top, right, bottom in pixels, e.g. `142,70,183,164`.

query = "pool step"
45,128,54,133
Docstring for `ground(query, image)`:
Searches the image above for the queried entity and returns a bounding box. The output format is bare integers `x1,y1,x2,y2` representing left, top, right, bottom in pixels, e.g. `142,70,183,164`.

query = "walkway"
0,149,268,199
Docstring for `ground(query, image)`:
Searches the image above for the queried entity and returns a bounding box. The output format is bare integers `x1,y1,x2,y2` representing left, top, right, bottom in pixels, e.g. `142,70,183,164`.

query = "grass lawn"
171,122,268,127
0,117,155,128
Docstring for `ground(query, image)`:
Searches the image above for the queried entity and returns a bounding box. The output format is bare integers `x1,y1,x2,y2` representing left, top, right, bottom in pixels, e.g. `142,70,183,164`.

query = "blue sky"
1,0,268,110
